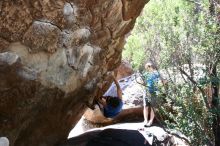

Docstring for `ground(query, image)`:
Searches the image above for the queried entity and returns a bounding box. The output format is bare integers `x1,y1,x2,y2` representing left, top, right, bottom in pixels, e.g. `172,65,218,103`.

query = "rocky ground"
68,115,144,138
65,122,190,146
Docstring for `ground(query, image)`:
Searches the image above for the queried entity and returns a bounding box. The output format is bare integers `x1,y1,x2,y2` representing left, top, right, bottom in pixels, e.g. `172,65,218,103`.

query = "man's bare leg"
148,107,155,126
143,106,149,125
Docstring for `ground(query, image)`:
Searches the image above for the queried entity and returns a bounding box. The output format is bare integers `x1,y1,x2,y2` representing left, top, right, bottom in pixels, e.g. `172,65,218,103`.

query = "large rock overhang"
0,0,148,146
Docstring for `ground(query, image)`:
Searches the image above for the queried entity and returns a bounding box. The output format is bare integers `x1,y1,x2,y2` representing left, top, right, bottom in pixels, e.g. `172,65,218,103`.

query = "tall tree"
208,0,220,145
123,0,220,145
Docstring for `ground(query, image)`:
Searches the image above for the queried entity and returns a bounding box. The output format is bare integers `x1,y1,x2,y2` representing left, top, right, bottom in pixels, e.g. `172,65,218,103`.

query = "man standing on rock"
143,62,160,127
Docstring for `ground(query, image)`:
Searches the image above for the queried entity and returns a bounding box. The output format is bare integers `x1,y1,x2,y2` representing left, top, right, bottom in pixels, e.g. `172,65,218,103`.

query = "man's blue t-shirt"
103,98,123,118
144,71,160,94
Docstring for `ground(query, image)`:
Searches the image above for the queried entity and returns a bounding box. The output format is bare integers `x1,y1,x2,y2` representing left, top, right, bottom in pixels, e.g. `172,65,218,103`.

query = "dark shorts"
143,92,158,107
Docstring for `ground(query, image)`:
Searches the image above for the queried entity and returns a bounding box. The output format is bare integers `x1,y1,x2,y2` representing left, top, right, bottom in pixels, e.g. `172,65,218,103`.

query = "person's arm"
112,76,123,99
97,97,107,107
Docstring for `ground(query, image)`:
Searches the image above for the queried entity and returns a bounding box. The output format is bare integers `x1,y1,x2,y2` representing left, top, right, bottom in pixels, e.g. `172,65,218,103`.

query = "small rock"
0,137,9,146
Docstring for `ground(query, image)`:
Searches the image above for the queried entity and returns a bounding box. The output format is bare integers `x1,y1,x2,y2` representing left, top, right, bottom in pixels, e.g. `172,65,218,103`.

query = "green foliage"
123,0,219,69
161,82,214,145
123,0,220,145
123,34,147,69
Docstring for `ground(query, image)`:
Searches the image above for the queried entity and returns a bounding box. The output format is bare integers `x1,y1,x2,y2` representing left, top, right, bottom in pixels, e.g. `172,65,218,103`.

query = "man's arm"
97,97,107,107
112,77,122,99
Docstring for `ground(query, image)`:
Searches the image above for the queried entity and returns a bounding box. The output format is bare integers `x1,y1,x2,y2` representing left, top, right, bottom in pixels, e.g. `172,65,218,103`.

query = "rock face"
115,60,134,80
0,0,148,146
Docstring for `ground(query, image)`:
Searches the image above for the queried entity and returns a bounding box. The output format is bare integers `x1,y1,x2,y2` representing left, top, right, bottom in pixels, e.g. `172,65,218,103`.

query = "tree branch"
177,67,209,108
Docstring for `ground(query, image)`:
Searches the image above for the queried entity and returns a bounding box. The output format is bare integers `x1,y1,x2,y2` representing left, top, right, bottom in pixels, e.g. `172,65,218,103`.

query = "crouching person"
97,74,123,118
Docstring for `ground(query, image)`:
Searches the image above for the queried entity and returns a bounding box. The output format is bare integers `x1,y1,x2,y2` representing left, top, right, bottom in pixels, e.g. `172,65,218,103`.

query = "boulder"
0,0,148,146
65,123,190,146
115,60,134,80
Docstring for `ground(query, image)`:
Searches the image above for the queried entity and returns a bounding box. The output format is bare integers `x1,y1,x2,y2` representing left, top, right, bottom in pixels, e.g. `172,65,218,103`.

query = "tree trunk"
210,64,220,146
208,1,220,145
